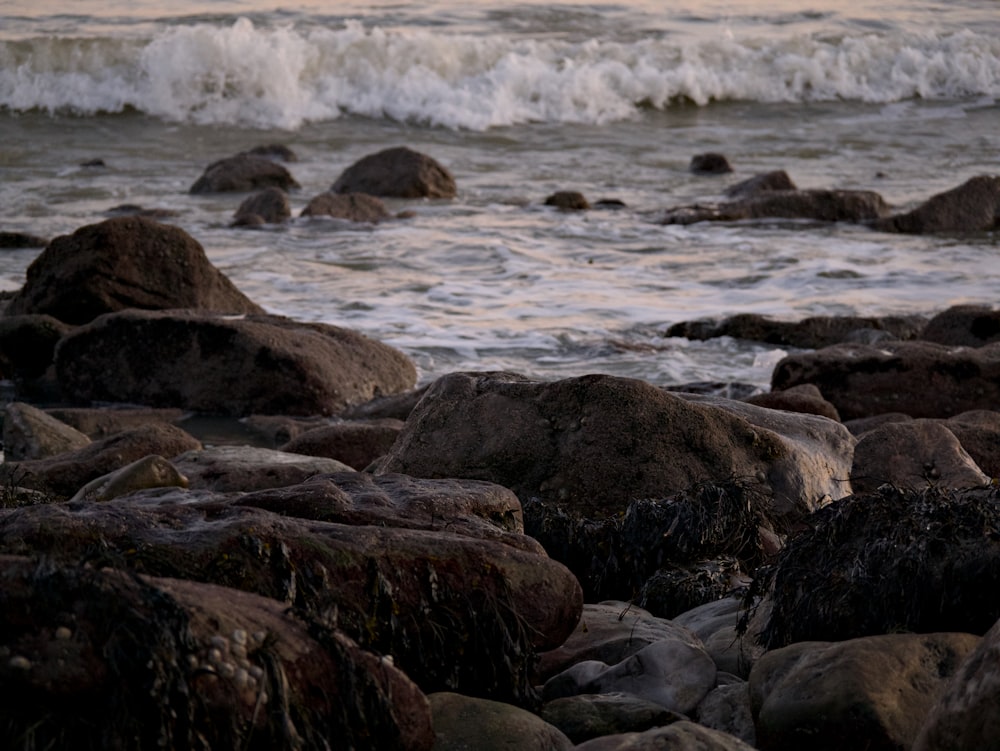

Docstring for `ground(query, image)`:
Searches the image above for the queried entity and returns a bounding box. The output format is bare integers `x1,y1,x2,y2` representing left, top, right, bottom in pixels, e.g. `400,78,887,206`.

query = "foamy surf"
1,18,998,129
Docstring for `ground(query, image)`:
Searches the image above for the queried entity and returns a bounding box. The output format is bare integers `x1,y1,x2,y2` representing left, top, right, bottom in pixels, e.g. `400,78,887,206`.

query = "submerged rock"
725,170,796,199
332,146,456,199
660,189,890,225
876,174,1000,234
189,153,300,194
300,192,391,223
545,191,590,210
690,153,733,174
232,187,291,225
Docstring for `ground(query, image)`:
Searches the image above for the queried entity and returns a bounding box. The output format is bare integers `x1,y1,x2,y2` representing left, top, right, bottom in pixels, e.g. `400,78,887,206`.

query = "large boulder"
54,309,417,416
0,475,583,703
876,175,1000,234
771,341,1000,420
747,485,1000,648
750,633,980,751
189,153,300,194
300,192,391,222
3,217,264,325
914,616,1000,751
660,189,891,225
331,146,456,199
0,555,434,750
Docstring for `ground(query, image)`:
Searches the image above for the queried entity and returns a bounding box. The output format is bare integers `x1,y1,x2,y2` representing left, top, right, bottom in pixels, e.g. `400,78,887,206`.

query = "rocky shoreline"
1,147,999,750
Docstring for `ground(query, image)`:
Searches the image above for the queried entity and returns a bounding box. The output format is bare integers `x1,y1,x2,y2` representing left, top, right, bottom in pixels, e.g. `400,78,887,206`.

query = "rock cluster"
2,148,999,749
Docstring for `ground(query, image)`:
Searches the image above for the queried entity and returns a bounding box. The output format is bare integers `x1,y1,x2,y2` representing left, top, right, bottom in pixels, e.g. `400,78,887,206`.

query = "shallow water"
1,0,998,390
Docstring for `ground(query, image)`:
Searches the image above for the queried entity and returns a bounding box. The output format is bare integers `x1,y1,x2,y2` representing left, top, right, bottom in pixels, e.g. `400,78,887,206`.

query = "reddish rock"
232,186,291,225
300,192,391,222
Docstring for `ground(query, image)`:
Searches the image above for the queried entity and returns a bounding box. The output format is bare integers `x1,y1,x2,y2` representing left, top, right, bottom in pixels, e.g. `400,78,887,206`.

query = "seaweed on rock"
741,485,1000,649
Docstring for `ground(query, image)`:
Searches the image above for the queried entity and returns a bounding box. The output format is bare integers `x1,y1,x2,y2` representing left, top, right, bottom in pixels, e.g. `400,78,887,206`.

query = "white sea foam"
1,18,998,129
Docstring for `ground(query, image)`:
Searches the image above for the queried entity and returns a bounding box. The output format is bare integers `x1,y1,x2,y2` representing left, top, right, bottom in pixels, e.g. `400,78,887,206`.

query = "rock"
666,312,926,348
0,555,434,750
540,693,683,744
672,597,765,679
573,720,757,750
3,217,264,325
2,402,91,461
232,187,291,225
239,414,332,447
921,304,1000,347
245,142,298,161
173,445,351,492
660,189,891,225
0,231,48,248
536,602,702,683
750,633,980,751
429,692,573,751
690,153,733,174
0,422,201,500
279,419,404,470
0,485,583,703
696,682,755,746
725,170,796,199
876,174,1000,234
331,146,456,199
842,412,912,436
300,192,391,222
54,309,417,417
851,419,989,493
0,314,73,381
189,153,300,194
105,203,181,219
748,485,1000,648
545,191,590,210
68,454,188,502
944,411,1000,479
771,340,1000,420
913,616,1000,751
542,637,717,715
745,383,841,421
46,406,187,440
341,385,430,421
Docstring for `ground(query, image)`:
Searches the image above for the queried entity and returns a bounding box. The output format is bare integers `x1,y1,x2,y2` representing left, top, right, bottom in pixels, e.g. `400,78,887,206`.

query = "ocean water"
1,0,998,391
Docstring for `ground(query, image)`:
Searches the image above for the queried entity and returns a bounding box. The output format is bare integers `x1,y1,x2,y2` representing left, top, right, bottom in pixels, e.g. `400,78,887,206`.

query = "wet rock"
747,485,1000,648
0,484,583,703
2,401,91,461
725,170,796,199
876,174,1000,234
232,187,291,225
173,445,351,492
300,192,391,222
279,419,404,470
430,692,573,751
238,414,332,447
920,304,1000,347
666,312,926,348
637,559,747,621
332,146,456,199
750,633,980,751
914,616,1000,751
340,384,430,421
47,406,187,440
851,419,989,493
0,423,201,499
54,309,417,417
672,596,764,679
3,217,264,325
771,340,1000,420
573,720,757,750
542,637,717,715
540,693,683,744
0,231,48,248
745,383,841,421
189,153,300,194
660,189,891,225
690,153,733,174
842,412,912,436
536,602,701,683
696,682,755,746
0,555,434,750
69,454,188,502
545,191,590,210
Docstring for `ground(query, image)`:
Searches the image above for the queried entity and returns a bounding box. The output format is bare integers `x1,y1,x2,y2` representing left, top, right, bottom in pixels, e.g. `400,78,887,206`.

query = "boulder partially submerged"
189,153,300,194
332,146,456,199
876,175,1000,234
